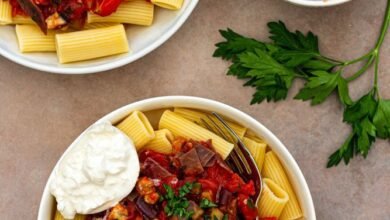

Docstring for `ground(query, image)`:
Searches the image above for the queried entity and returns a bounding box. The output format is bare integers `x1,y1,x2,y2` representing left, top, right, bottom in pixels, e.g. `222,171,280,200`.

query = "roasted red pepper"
240,180,256,196
237,194,258,220
92,0,122,16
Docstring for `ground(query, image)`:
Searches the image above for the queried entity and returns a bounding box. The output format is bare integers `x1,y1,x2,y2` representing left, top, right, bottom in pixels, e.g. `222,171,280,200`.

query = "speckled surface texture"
0,0,389,219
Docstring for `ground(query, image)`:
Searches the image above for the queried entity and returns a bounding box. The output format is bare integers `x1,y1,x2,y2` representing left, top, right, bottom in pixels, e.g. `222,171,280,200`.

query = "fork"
200,112,262,205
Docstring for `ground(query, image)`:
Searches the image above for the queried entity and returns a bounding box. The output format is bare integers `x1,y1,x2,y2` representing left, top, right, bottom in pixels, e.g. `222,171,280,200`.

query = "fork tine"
208,114,252,175
199,118,214,133
201,118,229,141
230,150,245,174
201,117,245,174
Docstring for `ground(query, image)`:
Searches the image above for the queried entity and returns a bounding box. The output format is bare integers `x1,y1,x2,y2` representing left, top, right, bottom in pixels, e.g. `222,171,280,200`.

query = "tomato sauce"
86,138,280,220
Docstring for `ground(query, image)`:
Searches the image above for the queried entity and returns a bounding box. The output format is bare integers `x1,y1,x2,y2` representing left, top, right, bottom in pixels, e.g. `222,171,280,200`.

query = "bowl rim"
285,0,351,7
0,0,199,74
37,96,316,220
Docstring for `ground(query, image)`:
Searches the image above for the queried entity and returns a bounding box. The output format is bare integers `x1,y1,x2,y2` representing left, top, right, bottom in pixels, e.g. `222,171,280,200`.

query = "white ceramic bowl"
285,0,351,7
0,1,198,74
37,96,316,219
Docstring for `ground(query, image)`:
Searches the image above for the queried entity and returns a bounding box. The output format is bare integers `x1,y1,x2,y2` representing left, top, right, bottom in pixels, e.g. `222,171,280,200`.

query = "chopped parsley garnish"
246,198,255,209
199,198,218,208
162,183,194,218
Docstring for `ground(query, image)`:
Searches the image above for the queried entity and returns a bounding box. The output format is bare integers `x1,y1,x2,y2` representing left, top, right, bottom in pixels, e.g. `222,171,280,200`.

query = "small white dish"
285,0,351,7
0,0,198,74
37,96,316,220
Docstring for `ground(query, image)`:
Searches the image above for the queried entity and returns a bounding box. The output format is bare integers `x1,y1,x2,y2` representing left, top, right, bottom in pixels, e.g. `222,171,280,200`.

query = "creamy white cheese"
50,121,140,219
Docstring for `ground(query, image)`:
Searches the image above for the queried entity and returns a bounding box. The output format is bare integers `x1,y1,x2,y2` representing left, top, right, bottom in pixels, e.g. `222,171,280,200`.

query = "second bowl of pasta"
37,96,316,220
0,0,198,74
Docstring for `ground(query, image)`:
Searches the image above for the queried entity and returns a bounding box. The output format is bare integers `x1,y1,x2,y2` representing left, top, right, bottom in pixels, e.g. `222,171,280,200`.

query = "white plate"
285,0,351,7
37,96,316,220
0,1,198,74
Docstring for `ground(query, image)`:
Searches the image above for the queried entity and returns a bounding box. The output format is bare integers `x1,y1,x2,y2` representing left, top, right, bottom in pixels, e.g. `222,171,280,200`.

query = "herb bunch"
213,1,390,167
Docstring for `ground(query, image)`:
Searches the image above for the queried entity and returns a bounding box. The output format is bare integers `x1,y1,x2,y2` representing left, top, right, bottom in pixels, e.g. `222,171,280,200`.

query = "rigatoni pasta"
151,0,183,10
245,130,266,144
243,137,266,172
143,129,174,153
262,151,303,220
159,110,235,159
87,0,154,25
82,22,119,30
55,24,129,63
15,25,56,52
0,0,12,25
2,0,185,63
116,110,155,150
12,15,34,24
173,108,247,139
258,178,289,218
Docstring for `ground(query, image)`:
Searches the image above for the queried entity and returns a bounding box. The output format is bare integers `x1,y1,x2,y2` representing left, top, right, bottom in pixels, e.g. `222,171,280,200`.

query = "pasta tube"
116,111,155,150
0,0,12,24
242,137,266,172
87,0,154,26
55,24,129,63
173,108,247,139
159,110,234,159
16,25,56,52
82,22,119,30
143,129,174,153
245,130,266,144
12,15,35,24
258,178,289,218
53,210,86,220
262,151,303,220
151,0,183,10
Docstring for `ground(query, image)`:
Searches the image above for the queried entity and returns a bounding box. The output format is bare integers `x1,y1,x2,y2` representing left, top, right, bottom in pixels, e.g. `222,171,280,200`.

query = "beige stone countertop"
1,0,389,219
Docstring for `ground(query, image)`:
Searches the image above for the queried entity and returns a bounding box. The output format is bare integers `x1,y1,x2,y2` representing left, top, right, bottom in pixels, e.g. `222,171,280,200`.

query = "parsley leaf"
199,199,218,208
343,92,377,123
237,48,296,103
273,49,319,67
294,70,341,105
373,100,390,139
179,182,193,197
337,76,353,105
246,198,255,209
213,29,265,60
327,116,377,167
268,21,319,52
327,132,355,167
327,92,378,167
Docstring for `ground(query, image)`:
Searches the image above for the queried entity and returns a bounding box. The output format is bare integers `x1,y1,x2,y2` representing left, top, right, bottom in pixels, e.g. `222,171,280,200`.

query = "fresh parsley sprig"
213,0,390,167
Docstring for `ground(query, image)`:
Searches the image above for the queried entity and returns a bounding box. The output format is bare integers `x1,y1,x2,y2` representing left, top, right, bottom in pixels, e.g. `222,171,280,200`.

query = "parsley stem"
342,51,373,66
373,53,380,99
318,55,343,64
374,0,390,50
345,0,390,82
345,55,375,82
